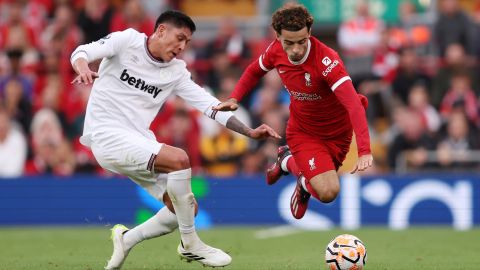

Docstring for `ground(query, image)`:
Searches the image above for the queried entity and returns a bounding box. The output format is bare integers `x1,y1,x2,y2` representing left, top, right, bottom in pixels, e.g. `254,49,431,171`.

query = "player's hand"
350,154,373,174
212,98,239,111
71,70,99,85
249,124,282,140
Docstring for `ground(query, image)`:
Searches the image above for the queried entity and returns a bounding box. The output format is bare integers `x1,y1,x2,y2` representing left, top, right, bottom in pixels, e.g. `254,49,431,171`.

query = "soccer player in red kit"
214,4,373,219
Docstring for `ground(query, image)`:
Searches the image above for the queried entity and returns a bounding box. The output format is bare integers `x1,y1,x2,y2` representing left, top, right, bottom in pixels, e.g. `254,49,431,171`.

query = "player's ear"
157,24,167,37
275,31,281,41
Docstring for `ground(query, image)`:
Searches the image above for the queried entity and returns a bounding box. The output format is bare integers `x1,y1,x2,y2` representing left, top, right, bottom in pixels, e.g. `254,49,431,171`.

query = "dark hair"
154,10,196,33
271,4,314,34
6,48,23,59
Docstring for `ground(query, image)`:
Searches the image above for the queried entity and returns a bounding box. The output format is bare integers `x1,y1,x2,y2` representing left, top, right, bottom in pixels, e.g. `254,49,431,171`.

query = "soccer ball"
325,234,367,270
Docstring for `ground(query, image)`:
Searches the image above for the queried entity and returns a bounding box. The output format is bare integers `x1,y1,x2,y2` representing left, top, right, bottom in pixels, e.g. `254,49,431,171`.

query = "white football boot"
105,224,130,270
177,240,232,267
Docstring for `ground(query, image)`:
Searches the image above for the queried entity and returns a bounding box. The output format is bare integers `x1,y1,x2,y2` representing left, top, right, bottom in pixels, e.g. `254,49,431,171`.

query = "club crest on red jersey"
304,72,312,86
309,157,316,170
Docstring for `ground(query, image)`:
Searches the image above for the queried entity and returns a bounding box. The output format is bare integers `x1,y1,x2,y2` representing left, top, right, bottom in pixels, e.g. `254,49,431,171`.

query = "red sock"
286,156,301,178
305,180,320,201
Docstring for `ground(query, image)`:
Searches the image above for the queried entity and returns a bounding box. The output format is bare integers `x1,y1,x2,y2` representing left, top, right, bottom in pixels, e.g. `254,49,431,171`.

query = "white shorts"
89,130,168,202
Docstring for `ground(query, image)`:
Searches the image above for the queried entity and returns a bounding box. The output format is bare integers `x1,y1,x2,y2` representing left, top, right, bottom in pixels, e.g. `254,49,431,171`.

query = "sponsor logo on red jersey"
322,60,339,77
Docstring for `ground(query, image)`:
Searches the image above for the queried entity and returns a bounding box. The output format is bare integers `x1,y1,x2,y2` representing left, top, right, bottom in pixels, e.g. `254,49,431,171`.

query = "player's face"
277,27,310,62
151,23,192,62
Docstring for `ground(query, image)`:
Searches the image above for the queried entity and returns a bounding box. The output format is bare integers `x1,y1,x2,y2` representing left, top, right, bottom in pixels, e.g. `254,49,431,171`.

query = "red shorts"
287,132,352,181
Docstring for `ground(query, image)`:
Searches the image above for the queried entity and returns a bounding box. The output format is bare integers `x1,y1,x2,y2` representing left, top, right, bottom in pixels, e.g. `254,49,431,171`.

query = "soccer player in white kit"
70,10,280,269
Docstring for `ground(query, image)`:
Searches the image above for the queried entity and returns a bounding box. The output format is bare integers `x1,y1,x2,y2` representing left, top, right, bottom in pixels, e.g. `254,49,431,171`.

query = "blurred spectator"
150,97,202,172
371,29,400,81
337,0,384,78
77,0,114,43
358,29,400,122
140,0,171,19
68,83,98,173
431,43,479,108
472,1,480,58
0,1,39,50
390,0,433,55
0,76,32,133
200,124,249,177
0,48,34,98
439,71,479,126
199,87,250,177
0,108,27,177
19,0,49,41
203,16,251,66
391,47,431,105
32,51,76,140
387,106,437,170
434,0,475,57
41,3,83,81
436,111,480,170
204,51,241,93
110,0,155,35
240,149,267,176
407,84,441,133
249,70,289,119
25,108,76,175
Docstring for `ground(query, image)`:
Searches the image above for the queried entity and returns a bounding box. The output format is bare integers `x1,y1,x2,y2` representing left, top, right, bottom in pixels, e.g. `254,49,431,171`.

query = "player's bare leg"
156,145,231,267
308,170,340,203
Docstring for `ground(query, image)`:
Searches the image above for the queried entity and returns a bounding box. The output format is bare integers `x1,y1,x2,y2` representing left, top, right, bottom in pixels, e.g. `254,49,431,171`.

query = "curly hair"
271,4,314,34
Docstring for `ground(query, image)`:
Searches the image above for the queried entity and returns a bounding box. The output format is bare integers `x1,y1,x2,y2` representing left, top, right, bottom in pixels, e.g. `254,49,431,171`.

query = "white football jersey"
71,28,232,147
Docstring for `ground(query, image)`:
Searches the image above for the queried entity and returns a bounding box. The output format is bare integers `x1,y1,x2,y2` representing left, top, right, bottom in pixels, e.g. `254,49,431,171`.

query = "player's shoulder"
112,28,145,45
268,39,283,54
311,37,340,58
122,28,143,36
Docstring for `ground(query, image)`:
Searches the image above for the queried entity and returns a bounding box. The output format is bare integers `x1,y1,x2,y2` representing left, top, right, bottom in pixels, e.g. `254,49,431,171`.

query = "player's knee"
318,189,338,203
317,184,340,203
170,149,190,170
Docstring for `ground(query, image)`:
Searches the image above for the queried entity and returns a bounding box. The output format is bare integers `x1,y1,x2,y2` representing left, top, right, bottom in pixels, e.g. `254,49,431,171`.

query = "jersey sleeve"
229,41,277,101
334,80,371,156
258,41,276,72
70,28,135,64
174,70,234,126
321,49,352,92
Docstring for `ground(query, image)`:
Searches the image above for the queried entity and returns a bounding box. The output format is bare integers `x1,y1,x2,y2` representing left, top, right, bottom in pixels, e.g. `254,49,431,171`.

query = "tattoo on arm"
226,116,252,137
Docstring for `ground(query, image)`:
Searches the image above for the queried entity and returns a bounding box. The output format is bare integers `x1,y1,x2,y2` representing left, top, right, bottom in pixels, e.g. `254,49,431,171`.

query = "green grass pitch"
1,226,479,270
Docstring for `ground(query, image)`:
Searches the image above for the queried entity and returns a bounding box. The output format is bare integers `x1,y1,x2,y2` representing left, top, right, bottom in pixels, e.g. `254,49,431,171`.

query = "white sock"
166,168,201,248
122,206,178,250
281,155,291,172
300,176,308,192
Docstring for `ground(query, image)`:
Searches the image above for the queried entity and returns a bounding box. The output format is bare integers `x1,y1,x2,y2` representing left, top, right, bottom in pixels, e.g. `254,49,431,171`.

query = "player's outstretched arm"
71,58,99,85
350,154,373,174
225,116,281,140
212,98,239,111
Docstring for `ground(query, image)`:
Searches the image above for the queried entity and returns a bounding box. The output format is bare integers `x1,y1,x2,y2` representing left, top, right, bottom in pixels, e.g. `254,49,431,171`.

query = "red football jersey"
261,37,352,138
231,36,371,156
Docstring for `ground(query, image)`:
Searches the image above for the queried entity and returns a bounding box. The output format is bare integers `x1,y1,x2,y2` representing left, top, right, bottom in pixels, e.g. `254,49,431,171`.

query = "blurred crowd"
0,0,479,178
